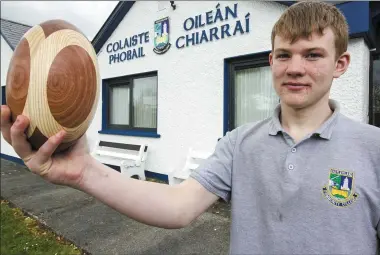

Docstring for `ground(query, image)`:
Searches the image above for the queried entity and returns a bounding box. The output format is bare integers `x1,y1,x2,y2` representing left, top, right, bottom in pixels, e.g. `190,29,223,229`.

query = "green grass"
1,200,83,255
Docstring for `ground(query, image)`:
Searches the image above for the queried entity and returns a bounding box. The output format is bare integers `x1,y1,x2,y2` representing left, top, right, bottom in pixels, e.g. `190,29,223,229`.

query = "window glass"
1,86,5,105
110,85,130,125
373,56,380,127
133,76,157,129
105,72,158,132
234,66,278,127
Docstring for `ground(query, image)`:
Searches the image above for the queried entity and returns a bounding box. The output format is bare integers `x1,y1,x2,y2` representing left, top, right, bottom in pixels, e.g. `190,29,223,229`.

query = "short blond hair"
271,1,349,59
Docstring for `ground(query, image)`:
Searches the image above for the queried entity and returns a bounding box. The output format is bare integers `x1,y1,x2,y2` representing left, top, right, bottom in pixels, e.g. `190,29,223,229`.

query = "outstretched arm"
0,105,219,229
79,160,219,228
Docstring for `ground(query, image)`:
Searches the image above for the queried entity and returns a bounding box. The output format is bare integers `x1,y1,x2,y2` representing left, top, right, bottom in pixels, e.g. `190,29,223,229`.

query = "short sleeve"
189,128,238,202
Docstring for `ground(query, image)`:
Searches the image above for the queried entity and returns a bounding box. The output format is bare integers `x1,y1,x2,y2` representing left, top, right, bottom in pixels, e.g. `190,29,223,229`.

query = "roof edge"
275,1,375,48
0,18,33,28
91,1,375,54
1,18,32,51
0,32,15,51
275,1,352,7
91,1,135,54
275,1,294,7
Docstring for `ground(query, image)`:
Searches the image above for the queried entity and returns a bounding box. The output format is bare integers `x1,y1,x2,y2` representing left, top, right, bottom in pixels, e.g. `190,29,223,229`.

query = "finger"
0,105,13,144
32,130,66,175
10,115,33,162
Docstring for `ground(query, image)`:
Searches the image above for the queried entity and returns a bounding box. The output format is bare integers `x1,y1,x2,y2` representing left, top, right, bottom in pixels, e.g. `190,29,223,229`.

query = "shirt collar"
268,99,341,140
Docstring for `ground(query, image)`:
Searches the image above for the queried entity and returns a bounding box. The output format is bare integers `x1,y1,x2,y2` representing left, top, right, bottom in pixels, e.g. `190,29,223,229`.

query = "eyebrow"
274,47,327,54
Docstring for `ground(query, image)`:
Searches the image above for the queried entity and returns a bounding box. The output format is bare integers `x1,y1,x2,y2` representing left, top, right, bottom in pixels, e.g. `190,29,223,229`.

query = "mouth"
282,82,310,91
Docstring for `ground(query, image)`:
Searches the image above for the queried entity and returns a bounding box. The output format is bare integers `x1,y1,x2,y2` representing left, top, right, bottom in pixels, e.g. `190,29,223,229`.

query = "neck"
280,97,333,143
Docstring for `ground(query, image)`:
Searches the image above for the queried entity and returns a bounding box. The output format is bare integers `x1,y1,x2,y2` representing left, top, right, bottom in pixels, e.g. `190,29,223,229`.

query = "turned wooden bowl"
6,19,100,153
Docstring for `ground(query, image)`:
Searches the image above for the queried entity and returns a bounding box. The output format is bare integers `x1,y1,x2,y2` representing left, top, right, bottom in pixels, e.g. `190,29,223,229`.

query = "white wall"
1,35,19,158
92,1,371,175
330,38,370,123
91,1,288,175
1,2,372,177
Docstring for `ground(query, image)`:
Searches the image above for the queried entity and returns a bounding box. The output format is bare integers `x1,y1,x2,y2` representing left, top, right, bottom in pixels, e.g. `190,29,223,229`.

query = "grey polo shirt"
190,99,380,255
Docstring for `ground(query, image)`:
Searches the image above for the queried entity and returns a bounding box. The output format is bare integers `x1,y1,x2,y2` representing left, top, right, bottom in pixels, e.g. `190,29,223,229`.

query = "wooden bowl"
5,19,100,153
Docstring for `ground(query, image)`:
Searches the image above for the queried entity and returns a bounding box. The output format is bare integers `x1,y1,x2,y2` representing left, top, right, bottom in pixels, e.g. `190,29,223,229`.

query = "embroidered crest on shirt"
322,169,359,207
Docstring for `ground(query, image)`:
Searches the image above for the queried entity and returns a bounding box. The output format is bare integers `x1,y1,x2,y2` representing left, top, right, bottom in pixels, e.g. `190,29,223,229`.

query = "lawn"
1,199,84,255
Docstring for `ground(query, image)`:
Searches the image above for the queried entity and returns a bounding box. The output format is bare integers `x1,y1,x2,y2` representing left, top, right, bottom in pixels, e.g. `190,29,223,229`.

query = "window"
370,52,380,127
102,71,158,136
226,52,279,132
1,86,5,105
369,15,380,127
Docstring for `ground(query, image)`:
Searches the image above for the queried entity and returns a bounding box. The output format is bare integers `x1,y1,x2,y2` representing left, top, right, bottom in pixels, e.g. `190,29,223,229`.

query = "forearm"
78,158,186,229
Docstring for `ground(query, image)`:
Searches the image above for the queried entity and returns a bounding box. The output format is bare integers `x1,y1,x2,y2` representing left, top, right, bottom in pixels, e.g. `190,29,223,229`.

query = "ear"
269,52,273,67
333,52,350,78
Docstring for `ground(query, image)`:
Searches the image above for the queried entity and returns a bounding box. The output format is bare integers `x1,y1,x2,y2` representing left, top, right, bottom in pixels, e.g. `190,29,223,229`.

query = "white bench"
91,141,148,180
168,148,212,185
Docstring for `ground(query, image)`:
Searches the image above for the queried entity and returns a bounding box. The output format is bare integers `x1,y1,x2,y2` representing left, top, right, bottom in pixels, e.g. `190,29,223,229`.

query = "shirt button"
288,164,294,170
291,148,297,153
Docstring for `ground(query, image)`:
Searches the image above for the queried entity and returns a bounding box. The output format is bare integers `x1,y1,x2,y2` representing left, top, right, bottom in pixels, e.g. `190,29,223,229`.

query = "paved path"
1,159,230,254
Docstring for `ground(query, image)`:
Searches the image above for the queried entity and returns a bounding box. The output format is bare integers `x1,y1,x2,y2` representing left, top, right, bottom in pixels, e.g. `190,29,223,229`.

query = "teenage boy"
1,1,379,254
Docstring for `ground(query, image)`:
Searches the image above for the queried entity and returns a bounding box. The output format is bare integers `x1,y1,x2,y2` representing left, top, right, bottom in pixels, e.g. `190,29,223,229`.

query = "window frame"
1,86,6,105
369,51,380,127
369,10,379,126
100,71,160,137
225,51,273,133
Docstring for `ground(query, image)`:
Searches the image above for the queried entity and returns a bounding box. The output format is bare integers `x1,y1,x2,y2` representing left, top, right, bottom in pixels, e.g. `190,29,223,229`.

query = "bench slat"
95,149,139,161
99,141,146,151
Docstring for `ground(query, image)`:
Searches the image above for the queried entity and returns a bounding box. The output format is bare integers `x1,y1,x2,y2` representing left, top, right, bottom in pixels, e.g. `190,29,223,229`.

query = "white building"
1,1,379,182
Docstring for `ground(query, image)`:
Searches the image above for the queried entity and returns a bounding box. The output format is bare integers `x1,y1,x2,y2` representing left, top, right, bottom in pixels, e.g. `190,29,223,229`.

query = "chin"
280,96,309,109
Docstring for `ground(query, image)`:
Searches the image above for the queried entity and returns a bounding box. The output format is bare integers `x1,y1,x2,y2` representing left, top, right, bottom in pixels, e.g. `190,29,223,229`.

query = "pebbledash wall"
1,1,378,180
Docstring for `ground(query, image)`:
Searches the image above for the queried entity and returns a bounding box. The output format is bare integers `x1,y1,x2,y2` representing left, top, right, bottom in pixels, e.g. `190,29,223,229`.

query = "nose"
286,55,306,77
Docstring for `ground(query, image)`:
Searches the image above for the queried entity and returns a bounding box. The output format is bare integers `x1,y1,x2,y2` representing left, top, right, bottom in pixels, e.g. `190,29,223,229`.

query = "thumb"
28,130,66,176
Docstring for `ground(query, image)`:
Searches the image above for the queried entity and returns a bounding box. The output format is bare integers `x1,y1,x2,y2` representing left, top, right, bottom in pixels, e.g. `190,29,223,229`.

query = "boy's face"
269,27,350,109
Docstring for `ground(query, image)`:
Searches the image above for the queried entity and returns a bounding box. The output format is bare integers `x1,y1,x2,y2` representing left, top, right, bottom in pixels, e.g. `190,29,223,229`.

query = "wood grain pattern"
40,20,82,38
5,38,30,122
19,25,46,138
28,29,99,142
23,25,45,58
47,45,97,128
6,20,100,153
29,127,77,153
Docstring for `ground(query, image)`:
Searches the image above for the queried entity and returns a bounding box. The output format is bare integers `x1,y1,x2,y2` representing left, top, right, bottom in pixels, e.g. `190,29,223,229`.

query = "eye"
306,53,322,59
276,53,290,59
